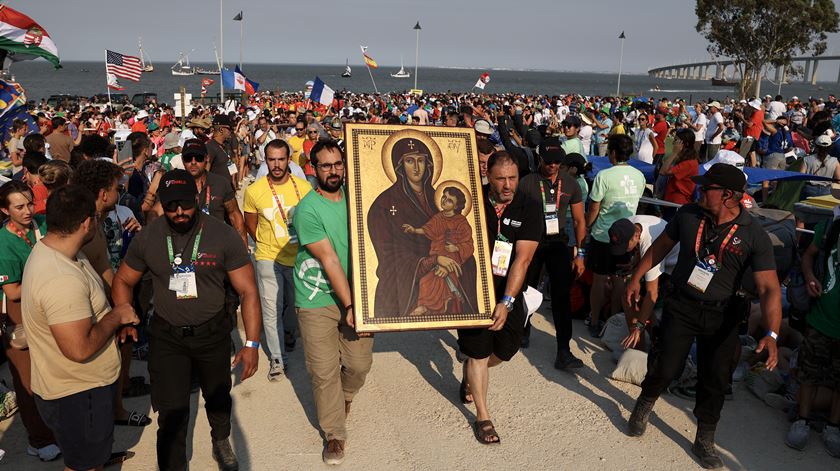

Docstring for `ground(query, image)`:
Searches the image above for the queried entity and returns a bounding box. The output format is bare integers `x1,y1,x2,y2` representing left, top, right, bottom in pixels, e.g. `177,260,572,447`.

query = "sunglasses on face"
182,154,206,163
163,200,196,212
296,127,305,132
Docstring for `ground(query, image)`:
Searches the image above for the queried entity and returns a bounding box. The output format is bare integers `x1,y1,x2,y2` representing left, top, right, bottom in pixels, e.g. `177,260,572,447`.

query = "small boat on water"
196,43,221,75
391,56,410,78
711,77,734,86
342,58,351,78
171,51,195,76
139,38,153,73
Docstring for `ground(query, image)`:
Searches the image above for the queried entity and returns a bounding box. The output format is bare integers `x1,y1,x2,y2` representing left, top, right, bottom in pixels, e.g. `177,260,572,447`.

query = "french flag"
222,66,259,95
309,76,334,107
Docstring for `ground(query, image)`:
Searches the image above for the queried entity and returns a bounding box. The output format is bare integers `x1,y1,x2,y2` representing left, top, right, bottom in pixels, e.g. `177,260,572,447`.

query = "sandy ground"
0,308,837,471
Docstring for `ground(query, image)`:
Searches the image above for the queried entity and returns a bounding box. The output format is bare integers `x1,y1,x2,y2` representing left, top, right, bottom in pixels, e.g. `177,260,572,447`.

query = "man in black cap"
207,114,236,179
519,138,587,368
327,118,345,152
112,169,262,471
623,163,781,469
560,115,587,156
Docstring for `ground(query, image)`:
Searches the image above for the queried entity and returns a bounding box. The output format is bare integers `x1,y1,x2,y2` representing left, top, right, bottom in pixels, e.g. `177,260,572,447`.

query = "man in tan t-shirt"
22,185,138,471
44,116,80,162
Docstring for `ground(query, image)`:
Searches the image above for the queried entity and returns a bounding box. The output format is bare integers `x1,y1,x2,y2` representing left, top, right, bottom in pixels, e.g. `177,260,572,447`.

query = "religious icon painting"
345,124,496,332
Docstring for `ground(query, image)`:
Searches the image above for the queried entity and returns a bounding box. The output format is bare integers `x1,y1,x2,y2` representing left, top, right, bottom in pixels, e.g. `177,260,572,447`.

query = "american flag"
106,50,141,82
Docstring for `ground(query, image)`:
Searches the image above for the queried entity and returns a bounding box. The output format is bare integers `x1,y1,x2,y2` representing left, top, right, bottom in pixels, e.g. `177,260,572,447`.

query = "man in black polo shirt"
207,115,236,180
519,138,587,368
112,170,262,471
458,150,540,445
624,163,781,469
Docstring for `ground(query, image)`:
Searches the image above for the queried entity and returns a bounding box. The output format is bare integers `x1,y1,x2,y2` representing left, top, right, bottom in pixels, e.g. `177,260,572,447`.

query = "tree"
696,0,839,98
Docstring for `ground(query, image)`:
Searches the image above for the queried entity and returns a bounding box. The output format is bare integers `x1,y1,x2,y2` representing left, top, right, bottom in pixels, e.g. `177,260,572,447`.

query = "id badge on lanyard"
688,220,738,294
491,203,513,276
167,227,202,299
542,179,562,236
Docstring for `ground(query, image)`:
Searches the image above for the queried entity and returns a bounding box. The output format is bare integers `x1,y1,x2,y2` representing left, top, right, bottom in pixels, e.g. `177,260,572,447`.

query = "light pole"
219,0,224,103
616,31,625,97
413,21,421,91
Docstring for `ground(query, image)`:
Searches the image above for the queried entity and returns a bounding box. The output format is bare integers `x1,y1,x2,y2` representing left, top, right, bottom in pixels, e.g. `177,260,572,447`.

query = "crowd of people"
0,88,838,469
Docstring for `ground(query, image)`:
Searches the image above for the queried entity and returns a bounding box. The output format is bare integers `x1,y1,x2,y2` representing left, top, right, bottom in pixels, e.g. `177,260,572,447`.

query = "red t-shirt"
653,121,668,155
664,159,699,205
745,109,764,140
32,183,49,215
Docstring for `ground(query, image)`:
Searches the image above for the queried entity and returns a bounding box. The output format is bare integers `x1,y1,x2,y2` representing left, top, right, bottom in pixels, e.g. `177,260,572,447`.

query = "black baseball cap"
212,114,233,128
158,169,197,206
537,138,566,164
562,115,582,128
182,139,207,158
608,218,637,256
691,163,747,193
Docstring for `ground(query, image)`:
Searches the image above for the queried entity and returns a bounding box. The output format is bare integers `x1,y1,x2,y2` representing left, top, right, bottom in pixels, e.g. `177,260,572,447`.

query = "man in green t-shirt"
787,219,840,457
159,132,181,171
293,140,373,466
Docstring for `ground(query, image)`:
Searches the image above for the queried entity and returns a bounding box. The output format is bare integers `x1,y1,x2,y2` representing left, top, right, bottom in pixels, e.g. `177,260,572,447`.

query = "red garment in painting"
413,211,474,314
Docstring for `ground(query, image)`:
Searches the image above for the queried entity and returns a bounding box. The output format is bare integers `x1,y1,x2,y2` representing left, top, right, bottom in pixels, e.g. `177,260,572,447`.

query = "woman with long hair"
660,128,700,217
633,113,657,164
0,181,60,462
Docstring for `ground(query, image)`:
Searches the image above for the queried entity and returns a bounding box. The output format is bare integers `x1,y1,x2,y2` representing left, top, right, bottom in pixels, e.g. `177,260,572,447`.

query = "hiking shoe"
823,425,840,457
26,444,61,462
322,439,345,465
628,397,655,437
554,350,584,370
692,425,724,469
786,419,810,450
267,359,285,382
211,438,239,471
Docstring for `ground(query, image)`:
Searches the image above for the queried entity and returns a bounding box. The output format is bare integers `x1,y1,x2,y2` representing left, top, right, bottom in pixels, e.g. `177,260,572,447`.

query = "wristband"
244,340,260,348
766,330,778,341
500,295,515,304
344,304,353,311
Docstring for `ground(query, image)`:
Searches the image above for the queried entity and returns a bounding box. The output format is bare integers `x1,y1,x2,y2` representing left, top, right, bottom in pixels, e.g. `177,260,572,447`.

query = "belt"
152,311,227,338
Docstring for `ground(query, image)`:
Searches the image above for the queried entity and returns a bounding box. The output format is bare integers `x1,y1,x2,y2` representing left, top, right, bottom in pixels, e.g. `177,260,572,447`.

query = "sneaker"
267,359,285,382
785,419,810,450
554,350,584,370
0,390,18,420
322,439,345,465
26,444,61,462
211,438,239,471
823,425,840,458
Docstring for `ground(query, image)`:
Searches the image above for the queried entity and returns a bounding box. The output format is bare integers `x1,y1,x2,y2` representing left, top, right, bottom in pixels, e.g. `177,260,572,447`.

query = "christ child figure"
402,186,474,316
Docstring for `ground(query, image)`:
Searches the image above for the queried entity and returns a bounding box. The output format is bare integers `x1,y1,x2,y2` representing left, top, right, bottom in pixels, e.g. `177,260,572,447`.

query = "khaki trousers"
298,305,373,441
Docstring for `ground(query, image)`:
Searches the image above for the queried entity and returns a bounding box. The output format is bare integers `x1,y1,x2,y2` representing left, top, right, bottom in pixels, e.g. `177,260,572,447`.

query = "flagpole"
219,0,224,103
616,31,626,97
366,62,378,94
239,12,243,71
104,49,112,109
413,22,421,91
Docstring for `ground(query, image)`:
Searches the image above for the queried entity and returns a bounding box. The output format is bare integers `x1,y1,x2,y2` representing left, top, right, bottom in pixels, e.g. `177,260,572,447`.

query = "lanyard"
490,198,509,240
694,219,738,268
7,222,39,249
166,225,203,266
540,176,562,213
202,184,211,213
268,178,301,226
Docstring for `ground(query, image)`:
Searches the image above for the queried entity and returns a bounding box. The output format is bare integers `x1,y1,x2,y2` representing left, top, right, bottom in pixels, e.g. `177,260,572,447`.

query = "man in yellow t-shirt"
286,122,308,168
244,139,311,381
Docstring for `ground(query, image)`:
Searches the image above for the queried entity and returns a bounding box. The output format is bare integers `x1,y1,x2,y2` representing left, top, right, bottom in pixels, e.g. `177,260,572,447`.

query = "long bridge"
648,56,840,85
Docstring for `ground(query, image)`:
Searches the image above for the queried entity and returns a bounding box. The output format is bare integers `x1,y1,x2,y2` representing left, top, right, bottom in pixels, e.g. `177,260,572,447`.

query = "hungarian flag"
360,46,378,69
107,73,125,91
474,72,490,90
0,5,60,68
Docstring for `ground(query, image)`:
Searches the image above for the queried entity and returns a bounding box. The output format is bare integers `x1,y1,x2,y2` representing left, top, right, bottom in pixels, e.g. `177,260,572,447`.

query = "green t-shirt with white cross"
589,164,646,243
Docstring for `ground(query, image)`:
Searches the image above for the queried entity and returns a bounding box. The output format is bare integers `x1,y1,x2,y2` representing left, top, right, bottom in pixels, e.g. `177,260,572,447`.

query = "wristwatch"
500,295,515,312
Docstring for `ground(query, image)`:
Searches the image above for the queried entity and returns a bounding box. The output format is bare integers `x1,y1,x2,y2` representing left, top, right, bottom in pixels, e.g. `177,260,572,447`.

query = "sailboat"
138,38,153,73
171,51,195,76
342,58,351,78
391,56,410,78
195,43,221,75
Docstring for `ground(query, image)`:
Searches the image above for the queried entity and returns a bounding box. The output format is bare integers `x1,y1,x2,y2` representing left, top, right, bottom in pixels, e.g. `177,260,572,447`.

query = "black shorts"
35,382,117,470
585,239,632,276
457,297,525,361
798,327,840,388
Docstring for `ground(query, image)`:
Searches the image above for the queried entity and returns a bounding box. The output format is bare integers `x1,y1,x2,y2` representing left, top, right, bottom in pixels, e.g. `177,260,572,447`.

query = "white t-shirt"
767,101,787,120
692,113,708,142
705,111,724,144
635,128,655,164
627,215,680,281
578,125,593,156
254,129,277,162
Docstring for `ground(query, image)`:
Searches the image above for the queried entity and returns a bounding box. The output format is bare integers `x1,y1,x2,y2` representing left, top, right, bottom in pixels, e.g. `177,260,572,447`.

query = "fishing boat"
139,38,153,73
342,58,351,78
390,56,410,78
171,51,195,76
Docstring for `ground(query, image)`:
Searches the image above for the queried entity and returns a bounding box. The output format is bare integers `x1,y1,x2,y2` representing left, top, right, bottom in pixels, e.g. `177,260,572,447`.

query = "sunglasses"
308,130,319,134
163,200,196,212
182,154,206,163
296,128,305,132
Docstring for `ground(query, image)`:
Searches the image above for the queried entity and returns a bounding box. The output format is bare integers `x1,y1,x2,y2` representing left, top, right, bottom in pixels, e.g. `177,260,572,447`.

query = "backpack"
787,218,840,314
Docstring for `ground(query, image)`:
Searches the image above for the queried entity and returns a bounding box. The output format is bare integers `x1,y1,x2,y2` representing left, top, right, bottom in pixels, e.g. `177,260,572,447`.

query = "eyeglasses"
316,161,345,171
700,185,726,193
163,200,196,212
182,154,206,163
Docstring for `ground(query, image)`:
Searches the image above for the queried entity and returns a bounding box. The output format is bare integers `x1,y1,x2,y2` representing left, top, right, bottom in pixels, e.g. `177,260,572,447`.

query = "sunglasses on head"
182,154,205,163
163,200,196,212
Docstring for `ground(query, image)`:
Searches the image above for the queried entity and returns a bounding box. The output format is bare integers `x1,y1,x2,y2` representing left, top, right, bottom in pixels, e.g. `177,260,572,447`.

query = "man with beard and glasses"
244,139,311,381
111,170,262,471
293,140,373,465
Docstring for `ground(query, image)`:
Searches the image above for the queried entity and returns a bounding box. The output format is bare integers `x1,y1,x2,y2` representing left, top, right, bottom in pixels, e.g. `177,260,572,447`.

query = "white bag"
610,349,648,386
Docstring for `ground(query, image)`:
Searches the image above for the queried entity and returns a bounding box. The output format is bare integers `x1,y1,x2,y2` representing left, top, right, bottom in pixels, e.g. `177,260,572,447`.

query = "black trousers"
639,294,743,426
148,314,232,471
524,242,573,352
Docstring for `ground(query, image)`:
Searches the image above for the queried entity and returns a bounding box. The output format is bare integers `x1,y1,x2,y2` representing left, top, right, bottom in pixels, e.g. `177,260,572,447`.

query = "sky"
11,0,840,75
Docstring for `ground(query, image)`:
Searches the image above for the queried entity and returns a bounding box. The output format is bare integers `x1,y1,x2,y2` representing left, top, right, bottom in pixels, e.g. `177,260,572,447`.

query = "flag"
360,45,378,69
0,5,60,68
310,77,335,107
474,72,490,89
233,11,243,21
106,50,142,81
0,104,37,153
0,79,25,119
107,73,124,91
221,66,258,94
619,31,626,39
200,78,215,97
